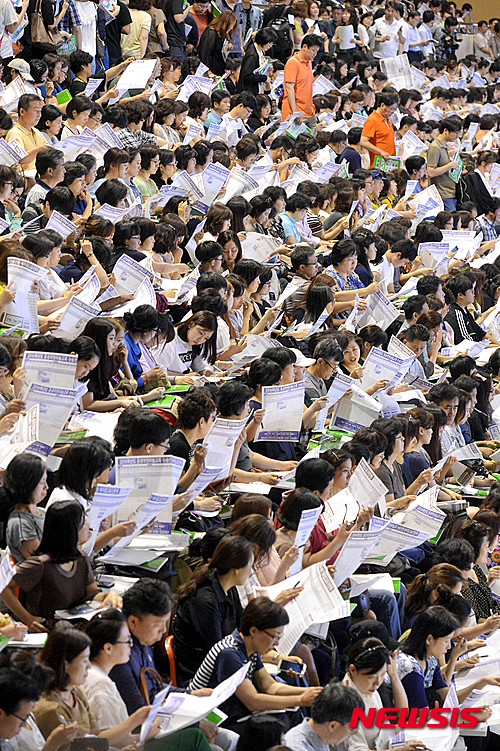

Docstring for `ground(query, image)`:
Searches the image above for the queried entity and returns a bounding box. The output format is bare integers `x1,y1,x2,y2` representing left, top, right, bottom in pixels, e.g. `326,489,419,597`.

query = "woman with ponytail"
405,564,464,627
172,535,255,686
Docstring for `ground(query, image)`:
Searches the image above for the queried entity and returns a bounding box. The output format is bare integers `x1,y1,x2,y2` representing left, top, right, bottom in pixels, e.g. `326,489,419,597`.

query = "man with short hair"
282,34,323,125
373,1,401,58
284,683,363,751
474,199,500,243
6,94,47,176
284,245,320,314
341,127,363,172
221,92,256,147
400,322,431,380
195,241,224,273
304,338,343,404
404,155,427,193
474,19,493,59
426,117,461,210
315,129,347,168
109,579,217,751
360,91,399,165
444,273,500,345
24,148,65,210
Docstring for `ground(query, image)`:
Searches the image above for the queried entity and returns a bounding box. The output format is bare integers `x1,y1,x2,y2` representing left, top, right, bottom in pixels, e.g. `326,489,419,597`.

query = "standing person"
21,0,55,60
372,0,401,58
198,10,238,77
106,0,132,67
426,117,461,210
360,91,399,166
164,0,191,59
239,27,278,96
282,33,322,126
120,0,152,59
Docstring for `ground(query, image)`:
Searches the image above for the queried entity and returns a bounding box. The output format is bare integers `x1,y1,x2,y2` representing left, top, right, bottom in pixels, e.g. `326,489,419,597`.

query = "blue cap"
370,170,383,180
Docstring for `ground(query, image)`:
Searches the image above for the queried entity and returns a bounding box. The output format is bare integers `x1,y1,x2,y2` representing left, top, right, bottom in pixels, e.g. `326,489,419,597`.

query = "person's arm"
6,0,29,32
139,25,149,58
360,134,391,160
302,522,351,567
236,672,320,711
81,390,141,412
173,0,190,23
1,581,47,632
426,145,458,178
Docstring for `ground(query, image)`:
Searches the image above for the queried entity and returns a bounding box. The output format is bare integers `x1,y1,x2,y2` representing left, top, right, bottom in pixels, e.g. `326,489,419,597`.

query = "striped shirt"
189,630,261,691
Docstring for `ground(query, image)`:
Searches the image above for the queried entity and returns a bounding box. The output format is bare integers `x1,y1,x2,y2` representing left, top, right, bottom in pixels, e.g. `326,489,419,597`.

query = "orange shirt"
282,53,314,120
361,109,395,166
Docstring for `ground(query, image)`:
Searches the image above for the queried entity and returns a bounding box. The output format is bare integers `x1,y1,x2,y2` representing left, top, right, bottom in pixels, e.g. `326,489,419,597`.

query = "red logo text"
349,708,483,729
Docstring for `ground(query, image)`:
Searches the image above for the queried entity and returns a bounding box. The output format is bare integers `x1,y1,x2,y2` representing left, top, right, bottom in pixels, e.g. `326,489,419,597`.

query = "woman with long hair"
405,564,465,626
172,534,255,685
152,310,218,375
198,10,238,77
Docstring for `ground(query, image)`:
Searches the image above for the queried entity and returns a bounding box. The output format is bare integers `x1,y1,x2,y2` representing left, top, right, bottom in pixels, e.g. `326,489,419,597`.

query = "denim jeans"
443,197,457,210
369,583,408,639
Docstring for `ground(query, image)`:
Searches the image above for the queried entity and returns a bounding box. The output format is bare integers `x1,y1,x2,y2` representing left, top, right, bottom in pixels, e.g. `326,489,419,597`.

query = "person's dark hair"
80,317,115,390
370,418,403,459
56,437,113,500
40,622,91,691
311,683,365,725
176,311,218,365
187,91,211,119
277,488,322,531
352,427,388,462
218,380,253,418
178,535,255,601
240,596,289,635
295,457,335,494
347,636,390,674
474,510,500,546
235,715,284,751
35,145,63,177
176,390,217,430
400,606,458,661
446,273,475,300
230,494,272,523
229,514,276,564
226,196,251,233
416,275,443,296
195,240,224,266
261,346,296,372
233,259,263,287
405,564,464,618
240,358,281,392
401,322,430,344
432,538,475,571
328,239,358,268
285,192,311,213
18,94,43,116
69,49,92,74
128,409,171,450
86,608,127,660
68,336,100,382
66,95,92,121
438,117,462,134
95,178,128,208
123,304,160,335
358,325,387,351
37,501,84,563
453,519,489,561
1,454,45,519
122,578,175,618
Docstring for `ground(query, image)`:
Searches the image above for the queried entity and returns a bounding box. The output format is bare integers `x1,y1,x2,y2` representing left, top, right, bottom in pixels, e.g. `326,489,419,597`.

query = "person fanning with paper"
189,597,322,732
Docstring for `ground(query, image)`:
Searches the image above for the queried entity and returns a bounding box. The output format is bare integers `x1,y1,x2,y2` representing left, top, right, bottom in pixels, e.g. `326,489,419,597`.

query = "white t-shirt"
375,254,394,295
373,16,400,58
151,330,209,374
0,0,18,58
77,0,98,57
46,485,91,513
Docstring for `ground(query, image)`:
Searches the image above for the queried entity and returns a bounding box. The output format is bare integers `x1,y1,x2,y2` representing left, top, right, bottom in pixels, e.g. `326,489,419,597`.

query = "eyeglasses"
261,629,282,644
90,116,102,124
115,638,133,646
325,361,337,373
10,712,30,726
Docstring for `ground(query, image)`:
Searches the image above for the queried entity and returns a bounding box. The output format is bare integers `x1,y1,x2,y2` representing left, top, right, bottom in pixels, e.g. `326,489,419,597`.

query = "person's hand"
0,616,27,640
44,722,79,751
105,86,118,101
311,396,328,413
487,566,500,584
334,520,353,547
456,655,480,671
199,719,218,743
274,586,303,606
100,591,123,609
144,366,164,384
130,706,153,726
26,616,49,633
252,407,266,424
67,284,84,297
196,496,222,512
299,687,323,706
350,366,364,380
449,160,459,169
12,367,26,397
173,490,194,513
112,521,136,538
370,378,390,392
279,461,298,471
394,495,416,510
177,200,190,223
401,743,430,751
191,688,213,697
192,444,207,469
468,638,486,652
115,341,129,366
0,412,20,435
356,506,374,528
0,281,15,309
416,468,434,487
3,198,20,216
45,80,55,98
451,633,468,659
483,613,500,632
281,544,299,567
242,298,253,317
365,281,380,295
175,375,195,385
473,706,493,723
4,399,25,415
259,472,282,486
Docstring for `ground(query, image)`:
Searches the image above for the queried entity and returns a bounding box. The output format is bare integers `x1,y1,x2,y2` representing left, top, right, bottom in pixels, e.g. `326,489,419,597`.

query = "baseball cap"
8,59,35,82
290,348,315,367
370,170,383,180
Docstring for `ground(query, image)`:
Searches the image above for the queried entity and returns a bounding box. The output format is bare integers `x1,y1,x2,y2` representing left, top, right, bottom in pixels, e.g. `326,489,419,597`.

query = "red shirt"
282,52,314,120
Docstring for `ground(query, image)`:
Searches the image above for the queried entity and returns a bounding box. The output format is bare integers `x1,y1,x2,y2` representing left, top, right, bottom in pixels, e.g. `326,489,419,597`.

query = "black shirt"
104,0,132,65
164,0,188,49
109,248,146,269
167,431,192,473
445,302,486,344
172,573,243,686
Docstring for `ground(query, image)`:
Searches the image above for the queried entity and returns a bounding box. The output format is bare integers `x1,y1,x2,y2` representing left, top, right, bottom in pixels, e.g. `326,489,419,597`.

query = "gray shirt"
304,370,327,404
284,718,333,751
7,509,45,563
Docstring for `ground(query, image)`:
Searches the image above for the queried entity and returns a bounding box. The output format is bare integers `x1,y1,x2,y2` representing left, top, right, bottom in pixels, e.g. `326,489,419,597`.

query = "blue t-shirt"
280,212,301,243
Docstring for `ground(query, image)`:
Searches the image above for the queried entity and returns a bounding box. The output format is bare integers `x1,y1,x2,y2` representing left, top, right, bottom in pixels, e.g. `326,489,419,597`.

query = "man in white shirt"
373,1,401,59
419,10,436,56
473,20,493,59
394,2,409,54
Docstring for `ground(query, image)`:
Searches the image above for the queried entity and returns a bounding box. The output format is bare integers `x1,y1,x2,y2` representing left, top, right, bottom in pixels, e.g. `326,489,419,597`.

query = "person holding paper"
360,91,398,166
239,28,278,96
397,605,500,708
5,94,48,176
22,233,83,316
172,534,255,686
2,501,122,630
282,33,322,123
4,454,48,564
198,11,239,77
189,597,322,731
153,310,218,376
123,304,171,388
83,609,214,751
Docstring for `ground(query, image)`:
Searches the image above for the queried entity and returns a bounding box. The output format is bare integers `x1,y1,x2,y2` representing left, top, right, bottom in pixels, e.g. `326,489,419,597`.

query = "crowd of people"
0,0,500,749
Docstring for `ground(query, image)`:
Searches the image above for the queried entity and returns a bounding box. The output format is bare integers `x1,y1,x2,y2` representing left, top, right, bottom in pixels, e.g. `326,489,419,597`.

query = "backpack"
267,13,294,62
